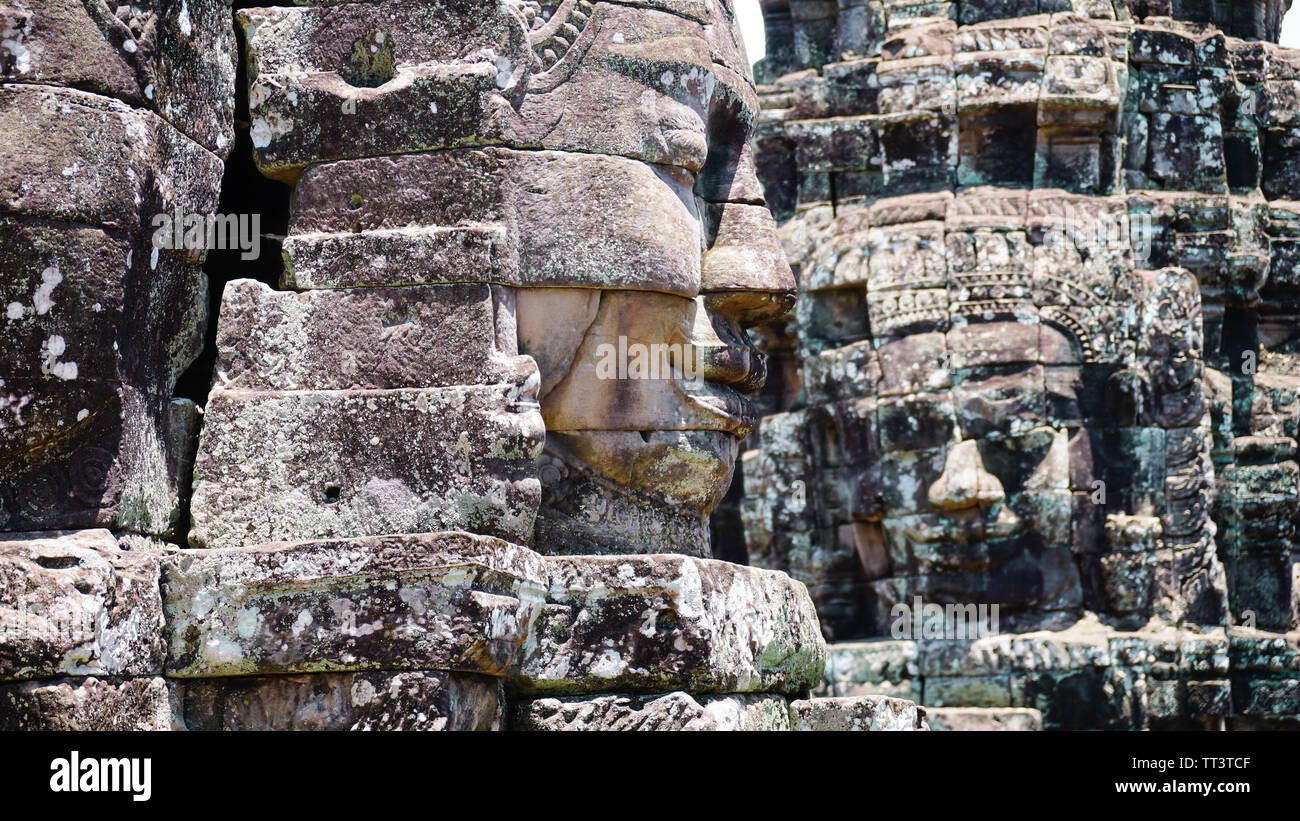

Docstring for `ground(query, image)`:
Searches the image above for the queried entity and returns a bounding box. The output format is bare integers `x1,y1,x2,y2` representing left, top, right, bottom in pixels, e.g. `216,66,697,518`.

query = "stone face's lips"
659,125,708,171
699,341,767,393
683,384,757,439
897,510,1027,553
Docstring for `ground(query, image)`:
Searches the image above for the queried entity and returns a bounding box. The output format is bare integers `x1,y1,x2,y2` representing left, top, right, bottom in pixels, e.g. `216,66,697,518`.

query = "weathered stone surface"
0,216,204,537
282,148,702,296
212,279,533,392
0,84,223,252
789,695,926,730
162,531,547,678
1228,627,1300,717
514,692,792,731
238,0,755,182
825,639,919,699
926,707,1043,731
511,286,788,556
531,291,759,435
0,529,165,681
188,385,543,548
511,554,827,696
0,0,236,154
238,0,528,180
227,0,795,576
1,382,200,536
174,670,504,730
0,676,172,730
819,620,1245,728
0,216,206,393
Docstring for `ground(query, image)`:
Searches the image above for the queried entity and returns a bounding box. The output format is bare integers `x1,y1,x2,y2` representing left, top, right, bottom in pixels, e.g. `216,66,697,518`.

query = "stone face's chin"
531,425,745,557
548,429,740,516
871,534,1084,628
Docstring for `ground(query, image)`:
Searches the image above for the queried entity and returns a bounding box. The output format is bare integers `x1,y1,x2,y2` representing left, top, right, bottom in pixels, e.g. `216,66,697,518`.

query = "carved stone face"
510,1,795,556
859,322,1085,630
243,0,793,556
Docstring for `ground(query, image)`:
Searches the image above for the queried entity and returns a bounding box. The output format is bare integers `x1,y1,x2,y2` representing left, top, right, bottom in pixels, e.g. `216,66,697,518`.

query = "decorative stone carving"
788,694,927,729
926,706,1042,730
173,671,505,731
162,532,548,678
0,676,173,731
515,692,794,730
511,554,828,696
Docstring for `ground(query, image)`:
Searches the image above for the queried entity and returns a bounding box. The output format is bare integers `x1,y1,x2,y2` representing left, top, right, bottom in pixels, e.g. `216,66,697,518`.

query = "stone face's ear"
515,288,602,400
508,2,716,172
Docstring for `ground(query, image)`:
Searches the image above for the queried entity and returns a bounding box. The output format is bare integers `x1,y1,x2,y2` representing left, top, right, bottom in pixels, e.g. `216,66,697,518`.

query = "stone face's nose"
928,439,1006,511
700,200,797,295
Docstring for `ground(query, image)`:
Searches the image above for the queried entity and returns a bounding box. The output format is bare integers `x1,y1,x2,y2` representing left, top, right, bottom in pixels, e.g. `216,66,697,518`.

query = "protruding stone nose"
928,439,1006,511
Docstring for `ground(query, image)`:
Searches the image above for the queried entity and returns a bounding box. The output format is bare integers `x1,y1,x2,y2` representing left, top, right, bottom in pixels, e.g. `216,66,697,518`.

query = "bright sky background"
737,3,1300,66
736,0,766,65
1284,5,1300,46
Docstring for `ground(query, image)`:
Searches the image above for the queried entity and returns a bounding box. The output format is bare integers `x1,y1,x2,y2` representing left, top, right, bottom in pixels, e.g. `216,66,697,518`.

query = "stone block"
212,279,532,392
922,674,1013,707
0,216,206,394
789,694,925,729
925,706,1042,730
174,670,504,730
511,554,827,696
282,148,702,296
0,529,165,681
188,385,544,547
0,676,172,730
0,84,223,252
162,531,548,678
0,0,236,153
514,692,791,731
238,0,527,179
1,383,199,536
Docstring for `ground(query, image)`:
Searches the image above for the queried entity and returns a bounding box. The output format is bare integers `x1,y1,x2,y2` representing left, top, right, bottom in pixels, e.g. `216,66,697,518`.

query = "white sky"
736,0,766,64
737,3,1300,65
1284,5,1300,46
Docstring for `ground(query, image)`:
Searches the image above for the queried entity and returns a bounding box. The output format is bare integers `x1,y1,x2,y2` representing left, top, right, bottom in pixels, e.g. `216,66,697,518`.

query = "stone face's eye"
878,396,955,454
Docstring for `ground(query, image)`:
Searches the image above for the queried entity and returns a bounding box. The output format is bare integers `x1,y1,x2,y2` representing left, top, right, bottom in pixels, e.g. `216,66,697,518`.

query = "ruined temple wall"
739,0,1300,725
